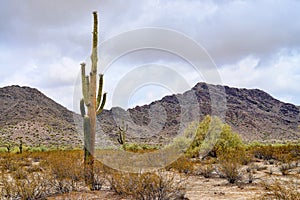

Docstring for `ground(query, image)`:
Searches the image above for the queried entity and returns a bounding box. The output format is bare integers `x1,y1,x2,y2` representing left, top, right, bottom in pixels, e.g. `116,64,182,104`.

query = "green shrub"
185,115,245,159
248,142,300,162
123,143,159,152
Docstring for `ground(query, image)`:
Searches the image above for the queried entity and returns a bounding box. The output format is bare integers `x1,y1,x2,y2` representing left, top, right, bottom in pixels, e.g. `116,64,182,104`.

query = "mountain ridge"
97,82,300,143
0,83,299,148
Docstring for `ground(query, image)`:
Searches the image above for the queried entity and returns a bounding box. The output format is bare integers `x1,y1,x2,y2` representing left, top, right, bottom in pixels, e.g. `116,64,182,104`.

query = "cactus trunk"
80,11,106,188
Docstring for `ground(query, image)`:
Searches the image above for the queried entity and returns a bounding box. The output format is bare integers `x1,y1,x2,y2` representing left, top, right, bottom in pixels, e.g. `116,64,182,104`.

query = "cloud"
1,0,300,111
218,48,300,105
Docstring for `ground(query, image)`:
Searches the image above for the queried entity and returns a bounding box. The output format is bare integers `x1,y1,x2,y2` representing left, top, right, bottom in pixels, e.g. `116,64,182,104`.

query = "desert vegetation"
0,115,300,199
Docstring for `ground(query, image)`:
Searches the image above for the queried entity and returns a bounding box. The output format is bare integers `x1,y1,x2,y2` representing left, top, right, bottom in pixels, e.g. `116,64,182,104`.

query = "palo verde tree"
80,11,107,187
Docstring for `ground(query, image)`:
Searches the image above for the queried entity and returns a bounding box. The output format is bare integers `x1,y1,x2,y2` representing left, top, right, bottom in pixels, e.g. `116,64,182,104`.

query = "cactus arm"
81,63,86,97
80,98,86,117
96,74,104,108
96,92,107,115
84,76,90,106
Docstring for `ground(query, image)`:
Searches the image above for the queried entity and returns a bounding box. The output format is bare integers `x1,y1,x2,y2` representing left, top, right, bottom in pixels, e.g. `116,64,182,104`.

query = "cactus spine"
80,11,106,186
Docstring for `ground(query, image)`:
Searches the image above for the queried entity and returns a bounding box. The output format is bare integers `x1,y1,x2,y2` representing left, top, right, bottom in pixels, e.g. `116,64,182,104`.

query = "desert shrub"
260,179,300,200
0,172,50,200
0,147,7,153
249,163,268,172
13,168,28,180
27,164,43,173
196,163,214,178
247,172,255,183
1,154,18,171
107,170,186,200
123,143,159,152
123,143,143,152
107,170,131,195
29,146,48,152
213,124,245,158
251,145,275,160
185,116,245,160
217,153,243,184
279,162,296,175
249,143,300,162
43,150,85,193
170,135,193,154
91,161,107,190
185,116,212,158
165,156,195,174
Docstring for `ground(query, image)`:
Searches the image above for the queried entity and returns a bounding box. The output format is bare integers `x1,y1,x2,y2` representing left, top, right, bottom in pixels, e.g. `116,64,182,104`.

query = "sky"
1,0,300,113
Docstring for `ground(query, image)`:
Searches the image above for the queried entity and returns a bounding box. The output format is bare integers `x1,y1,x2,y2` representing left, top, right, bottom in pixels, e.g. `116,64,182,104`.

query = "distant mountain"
0,83,299,149
98,82,300,143
0,85,81,148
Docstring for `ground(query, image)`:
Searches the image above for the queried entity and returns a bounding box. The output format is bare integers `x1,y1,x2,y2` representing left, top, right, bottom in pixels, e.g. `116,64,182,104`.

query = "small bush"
260,179,300,200
217,153,243,184
165,156,195,174
12,168,28,180
196,164,214,178
1,154,18,171
107,170,187,200
249,143,300,162
91,161,107,191
251,164,267,172
123,143,159,152
279,163,295,176
45,151,85,193
1,172,50,199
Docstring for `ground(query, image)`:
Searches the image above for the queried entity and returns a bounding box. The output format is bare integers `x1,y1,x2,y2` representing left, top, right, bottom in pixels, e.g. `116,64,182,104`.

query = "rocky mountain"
0,83,299,149
0,85,81,148
98,82,300,144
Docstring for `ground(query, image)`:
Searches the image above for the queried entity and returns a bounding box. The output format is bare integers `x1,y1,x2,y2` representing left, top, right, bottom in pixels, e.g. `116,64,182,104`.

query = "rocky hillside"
98,82,300,144
0,83,299,149
0,85,81,148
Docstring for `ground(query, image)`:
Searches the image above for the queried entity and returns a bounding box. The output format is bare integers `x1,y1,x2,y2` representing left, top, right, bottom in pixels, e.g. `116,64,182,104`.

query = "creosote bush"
217,152,243,184
196,163,214,178
248,143,300,162
0,150,87,199
260,179,300,200
107,170,187,200
43,150,85,193
1,169,50,199
165,155,195,174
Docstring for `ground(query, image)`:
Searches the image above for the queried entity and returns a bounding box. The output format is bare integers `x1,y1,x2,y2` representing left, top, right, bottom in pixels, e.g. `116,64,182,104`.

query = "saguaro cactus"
19,139,23,154
117,121,128,145
80,11,107,186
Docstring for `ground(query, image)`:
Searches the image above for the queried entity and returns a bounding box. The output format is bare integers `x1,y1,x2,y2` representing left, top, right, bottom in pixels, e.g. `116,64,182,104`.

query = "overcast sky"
1,0,300,112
